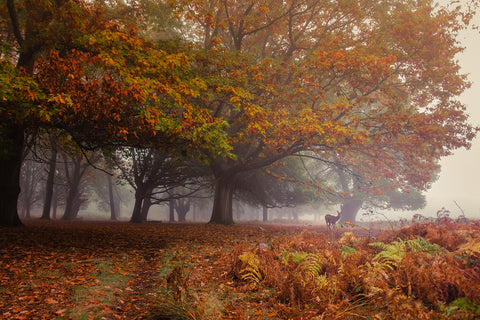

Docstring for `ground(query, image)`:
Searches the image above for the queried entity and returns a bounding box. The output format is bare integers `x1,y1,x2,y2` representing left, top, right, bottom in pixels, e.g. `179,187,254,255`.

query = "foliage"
371,236,444,267
235,157,317,210
1,218,480,319
238,251,263,285
0,0,236,227
224,222,480,318
1,0,233,156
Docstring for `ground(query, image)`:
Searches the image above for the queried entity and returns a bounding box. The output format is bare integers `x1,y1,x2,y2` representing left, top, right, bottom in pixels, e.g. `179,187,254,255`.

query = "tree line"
1,0,478,226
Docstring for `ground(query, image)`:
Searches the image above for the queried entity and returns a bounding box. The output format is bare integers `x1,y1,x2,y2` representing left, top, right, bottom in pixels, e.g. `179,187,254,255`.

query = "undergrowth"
221,222,480,319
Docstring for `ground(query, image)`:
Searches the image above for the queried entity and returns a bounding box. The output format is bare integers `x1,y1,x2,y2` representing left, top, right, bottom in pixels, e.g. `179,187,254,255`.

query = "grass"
65,258,132,319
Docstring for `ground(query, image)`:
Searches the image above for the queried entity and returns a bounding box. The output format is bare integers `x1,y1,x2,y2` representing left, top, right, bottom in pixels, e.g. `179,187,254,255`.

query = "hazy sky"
420,1,480,218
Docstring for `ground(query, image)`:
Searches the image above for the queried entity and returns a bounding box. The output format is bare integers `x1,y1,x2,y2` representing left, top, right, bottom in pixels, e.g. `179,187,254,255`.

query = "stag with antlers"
325,211,341,230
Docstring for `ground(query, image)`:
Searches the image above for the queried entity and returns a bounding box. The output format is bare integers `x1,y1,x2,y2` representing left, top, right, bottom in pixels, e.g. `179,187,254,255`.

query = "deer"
325,210,341,230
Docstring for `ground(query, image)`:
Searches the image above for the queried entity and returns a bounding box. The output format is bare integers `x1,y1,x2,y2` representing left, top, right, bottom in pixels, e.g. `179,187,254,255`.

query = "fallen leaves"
1,219,479,319
0,220,298,319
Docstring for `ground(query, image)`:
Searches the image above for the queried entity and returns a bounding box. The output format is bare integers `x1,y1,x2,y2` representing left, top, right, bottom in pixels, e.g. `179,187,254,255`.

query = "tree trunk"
175,198,190,222
262,205,268,222
62,157,83,220
2,0,50,226
130,185,152,223
169,199,175,222
209,177,234,225
70,192,84,219
130,195,144,223
41,139,57,220
140,195,151,221
107,174,116,220
0,125,24,227
62,186,79,220
52,185,58,219
339,199,363,224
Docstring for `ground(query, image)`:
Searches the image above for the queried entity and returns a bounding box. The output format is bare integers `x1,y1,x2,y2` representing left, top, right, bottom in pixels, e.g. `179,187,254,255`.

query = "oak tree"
175,0,479,224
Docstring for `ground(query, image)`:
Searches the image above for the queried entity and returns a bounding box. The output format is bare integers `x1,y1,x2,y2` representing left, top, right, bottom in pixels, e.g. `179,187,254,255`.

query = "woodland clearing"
1,219,479,319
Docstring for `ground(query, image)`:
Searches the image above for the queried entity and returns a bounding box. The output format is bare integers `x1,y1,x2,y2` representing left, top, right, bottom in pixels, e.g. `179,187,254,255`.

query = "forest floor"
0,219,479,319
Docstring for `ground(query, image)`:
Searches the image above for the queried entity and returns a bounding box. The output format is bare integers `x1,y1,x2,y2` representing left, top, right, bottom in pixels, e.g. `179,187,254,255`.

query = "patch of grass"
65,258,132,319
62,261,78,269
151,284,226,320
149,247,229,320
36,269,63,281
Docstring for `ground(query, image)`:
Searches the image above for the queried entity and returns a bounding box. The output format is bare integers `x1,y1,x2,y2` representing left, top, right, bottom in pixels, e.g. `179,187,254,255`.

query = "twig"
453,200,465,217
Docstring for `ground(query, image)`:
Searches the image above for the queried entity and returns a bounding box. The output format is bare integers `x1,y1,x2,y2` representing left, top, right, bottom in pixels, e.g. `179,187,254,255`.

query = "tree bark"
209,177,234,225
52,185,58,219
62,156,83,220
41,138,57,220
130,192,144,223
140,195,151,221
169,199,175,222
130,196,143,223
0,126,25,226
339,199,363,224
130,185,152,223
2,0,56,226
107,174,116,220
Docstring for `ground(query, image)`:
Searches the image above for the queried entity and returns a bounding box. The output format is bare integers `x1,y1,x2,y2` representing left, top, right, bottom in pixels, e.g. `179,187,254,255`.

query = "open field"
1,219,479,319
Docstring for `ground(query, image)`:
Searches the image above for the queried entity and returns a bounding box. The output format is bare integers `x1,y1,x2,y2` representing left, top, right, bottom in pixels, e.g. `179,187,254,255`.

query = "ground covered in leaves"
1,219,480,319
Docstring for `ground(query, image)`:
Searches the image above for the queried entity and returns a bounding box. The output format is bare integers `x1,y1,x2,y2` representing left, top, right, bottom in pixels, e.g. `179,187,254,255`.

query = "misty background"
418,6,480,220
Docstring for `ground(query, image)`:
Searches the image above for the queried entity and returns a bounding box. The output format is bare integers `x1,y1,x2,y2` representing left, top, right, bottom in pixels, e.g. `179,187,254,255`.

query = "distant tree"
303,153,427,223
39,134,60,220
169,199,175,222
235,157,316,222
89,169,121,220
115,148,204,222
107,174,117,220
60,152,101,220
18,157,44,218
174,197,191,222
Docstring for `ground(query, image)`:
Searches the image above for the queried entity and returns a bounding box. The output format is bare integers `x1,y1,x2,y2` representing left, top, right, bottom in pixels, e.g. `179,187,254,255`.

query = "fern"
281,250,310,265
239,252,263,284
456,238,480,261
371,237,444,266
339,232,358,246
340,244,356,258
303,254,324,279
446,297,480,316
240,265,263,284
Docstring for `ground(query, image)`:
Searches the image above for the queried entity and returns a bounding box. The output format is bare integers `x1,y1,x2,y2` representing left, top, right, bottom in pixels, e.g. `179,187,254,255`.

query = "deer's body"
325,211,341,230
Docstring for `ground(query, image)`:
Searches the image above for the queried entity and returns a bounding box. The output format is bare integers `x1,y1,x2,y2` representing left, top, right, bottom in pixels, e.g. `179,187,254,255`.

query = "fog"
419,5,480,219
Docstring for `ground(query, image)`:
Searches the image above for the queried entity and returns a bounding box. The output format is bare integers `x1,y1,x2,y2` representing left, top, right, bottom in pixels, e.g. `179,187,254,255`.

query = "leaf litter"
0,219,479,319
